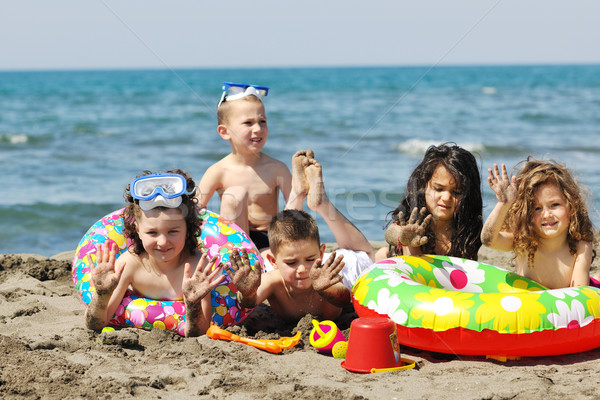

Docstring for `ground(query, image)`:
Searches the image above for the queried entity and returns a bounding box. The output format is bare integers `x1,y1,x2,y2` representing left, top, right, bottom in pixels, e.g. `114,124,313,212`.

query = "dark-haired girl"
375,143,483,261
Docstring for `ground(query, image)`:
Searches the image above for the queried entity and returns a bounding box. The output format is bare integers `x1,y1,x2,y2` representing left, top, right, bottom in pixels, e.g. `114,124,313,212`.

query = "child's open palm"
87,242,124,296
226,248,262,299
488,163,517,204
310,252,344,293
182,253,225,308
387,207,432,248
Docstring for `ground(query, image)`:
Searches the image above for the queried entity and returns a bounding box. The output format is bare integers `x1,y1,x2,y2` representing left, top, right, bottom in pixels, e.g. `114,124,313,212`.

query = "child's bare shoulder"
204,156,232,175
577,240,594,255
113,250,142,285
259,154,287,168
262,269,284,287
257,154,291,184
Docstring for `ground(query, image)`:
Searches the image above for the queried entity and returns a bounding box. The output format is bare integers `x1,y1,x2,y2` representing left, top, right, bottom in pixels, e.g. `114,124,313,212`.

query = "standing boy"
197,83,292,252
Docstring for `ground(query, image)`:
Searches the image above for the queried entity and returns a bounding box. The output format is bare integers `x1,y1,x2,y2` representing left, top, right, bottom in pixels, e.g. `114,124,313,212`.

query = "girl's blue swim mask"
131,173,196,211
217,82,269,109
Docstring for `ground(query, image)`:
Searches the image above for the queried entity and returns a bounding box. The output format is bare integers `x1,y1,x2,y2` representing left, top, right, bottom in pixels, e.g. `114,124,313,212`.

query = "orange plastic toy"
206,324,301,354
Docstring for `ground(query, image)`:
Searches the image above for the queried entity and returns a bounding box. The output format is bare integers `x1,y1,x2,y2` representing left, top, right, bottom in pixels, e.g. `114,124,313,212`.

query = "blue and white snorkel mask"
130,173,196,211
217,82,269,109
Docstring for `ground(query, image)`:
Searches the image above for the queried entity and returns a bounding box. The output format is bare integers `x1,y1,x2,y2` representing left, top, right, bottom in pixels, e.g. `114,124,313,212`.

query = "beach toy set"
310,318,415,373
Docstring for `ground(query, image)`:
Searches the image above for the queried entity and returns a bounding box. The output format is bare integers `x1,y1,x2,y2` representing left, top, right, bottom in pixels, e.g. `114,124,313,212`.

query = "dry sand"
2,238,600,400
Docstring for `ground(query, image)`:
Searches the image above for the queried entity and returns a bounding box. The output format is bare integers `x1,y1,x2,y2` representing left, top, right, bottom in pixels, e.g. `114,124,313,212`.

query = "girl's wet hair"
506,158,596,268
122,169,201,255
386,143,483,260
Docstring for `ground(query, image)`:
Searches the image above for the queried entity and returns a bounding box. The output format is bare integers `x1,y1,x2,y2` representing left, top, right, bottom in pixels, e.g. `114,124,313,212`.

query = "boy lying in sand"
226,151,374,320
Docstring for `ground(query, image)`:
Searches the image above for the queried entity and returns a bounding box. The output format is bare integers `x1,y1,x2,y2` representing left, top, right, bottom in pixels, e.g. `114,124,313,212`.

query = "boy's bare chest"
274,290,326,319
221,167,278,196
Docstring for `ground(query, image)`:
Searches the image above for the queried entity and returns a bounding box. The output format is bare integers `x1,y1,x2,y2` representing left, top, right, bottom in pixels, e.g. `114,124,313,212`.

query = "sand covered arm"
182,253,225,336
84,243,128,331
310,252,351,307
384,207,431,256
226,248,265,308
481,163,517,251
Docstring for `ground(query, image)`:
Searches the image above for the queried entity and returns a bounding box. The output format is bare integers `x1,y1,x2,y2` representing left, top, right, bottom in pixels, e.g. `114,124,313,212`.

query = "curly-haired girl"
481,159,596,289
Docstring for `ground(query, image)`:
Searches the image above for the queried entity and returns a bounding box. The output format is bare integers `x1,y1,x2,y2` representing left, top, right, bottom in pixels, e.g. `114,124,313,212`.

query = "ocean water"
1,65,599,256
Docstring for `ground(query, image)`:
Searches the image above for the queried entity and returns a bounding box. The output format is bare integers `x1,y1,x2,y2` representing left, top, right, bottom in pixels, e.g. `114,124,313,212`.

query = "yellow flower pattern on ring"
404,255,435,272
410,288,475,331
352,276,373,304
582,287,600,317
475,293,546,333
496,279,542,294
412,272,437,288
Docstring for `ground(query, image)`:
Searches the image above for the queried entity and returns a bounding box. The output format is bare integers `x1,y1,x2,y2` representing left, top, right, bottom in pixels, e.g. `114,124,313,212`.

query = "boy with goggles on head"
225,151,374,321
197,82,292,253
84,169,225,337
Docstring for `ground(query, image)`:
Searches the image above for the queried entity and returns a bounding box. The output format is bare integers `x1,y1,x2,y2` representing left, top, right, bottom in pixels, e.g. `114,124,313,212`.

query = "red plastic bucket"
341,317,402,373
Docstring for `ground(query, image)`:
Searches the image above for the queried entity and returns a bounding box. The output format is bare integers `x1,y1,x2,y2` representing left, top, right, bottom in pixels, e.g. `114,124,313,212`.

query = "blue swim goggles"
217,82,269,109
130,173,196,211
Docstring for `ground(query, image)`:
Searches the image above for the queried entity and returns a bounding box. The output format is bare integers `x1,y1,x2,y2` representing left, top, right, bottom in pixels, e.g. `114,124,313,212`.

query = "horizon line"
1,61,600,74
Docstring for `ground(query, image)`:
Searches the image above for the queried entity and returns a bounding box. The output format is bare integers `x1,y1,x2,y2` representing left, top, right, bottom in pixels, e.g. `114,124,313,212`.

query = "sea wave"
0,133,29,144
395,138,486,155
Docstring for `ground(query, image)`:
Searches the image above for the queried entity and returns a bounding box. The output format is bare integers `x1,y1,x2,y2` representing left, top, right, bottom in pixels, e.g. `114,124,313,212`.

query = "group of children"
85,82,598,337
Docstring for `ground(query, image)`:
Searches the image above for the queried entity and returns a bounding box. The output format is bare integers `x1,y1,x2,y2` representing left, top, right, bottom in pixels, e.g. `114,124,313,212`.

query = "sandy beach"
2,238,600,400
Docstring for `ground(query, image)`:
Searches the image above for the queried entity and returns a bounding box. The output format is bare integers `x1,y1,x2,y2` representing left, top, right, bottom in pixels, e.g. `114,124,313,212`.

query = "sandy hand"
394,207,432,247
88,242,124,296
488,163,517,204
310,252,344,292
183,253,225,309
226,248,262,300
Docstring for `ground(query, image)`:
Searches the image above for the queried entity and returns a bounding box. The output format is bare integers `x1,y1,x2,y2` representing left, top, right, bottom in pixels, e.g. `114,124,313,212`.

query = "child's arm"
570,241,594,287
309,252,351,307
84,243,128,331
275,161,292,204
182,253,225,336
226,248,273,308
384,207,431,256
480,164,518,251
196,165,222,209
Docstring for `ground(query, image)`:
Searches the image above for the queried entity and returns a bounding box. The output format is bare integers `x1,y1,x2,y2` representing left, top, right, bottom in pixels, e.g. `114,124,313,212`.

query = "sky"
1,0,599,71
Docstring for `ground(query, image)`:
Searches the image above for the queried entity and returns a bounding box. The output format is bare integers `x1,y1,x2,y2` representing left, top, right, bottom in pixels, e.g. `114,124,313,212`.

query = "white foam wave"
395,139,485,155
1,133,29,144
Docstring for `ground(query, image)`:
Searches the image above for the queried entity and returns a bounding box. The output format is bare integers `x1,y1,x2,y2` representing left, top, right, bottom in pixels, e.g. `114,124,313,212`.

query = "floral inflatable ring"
72,208,263,336
352,255,600,357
